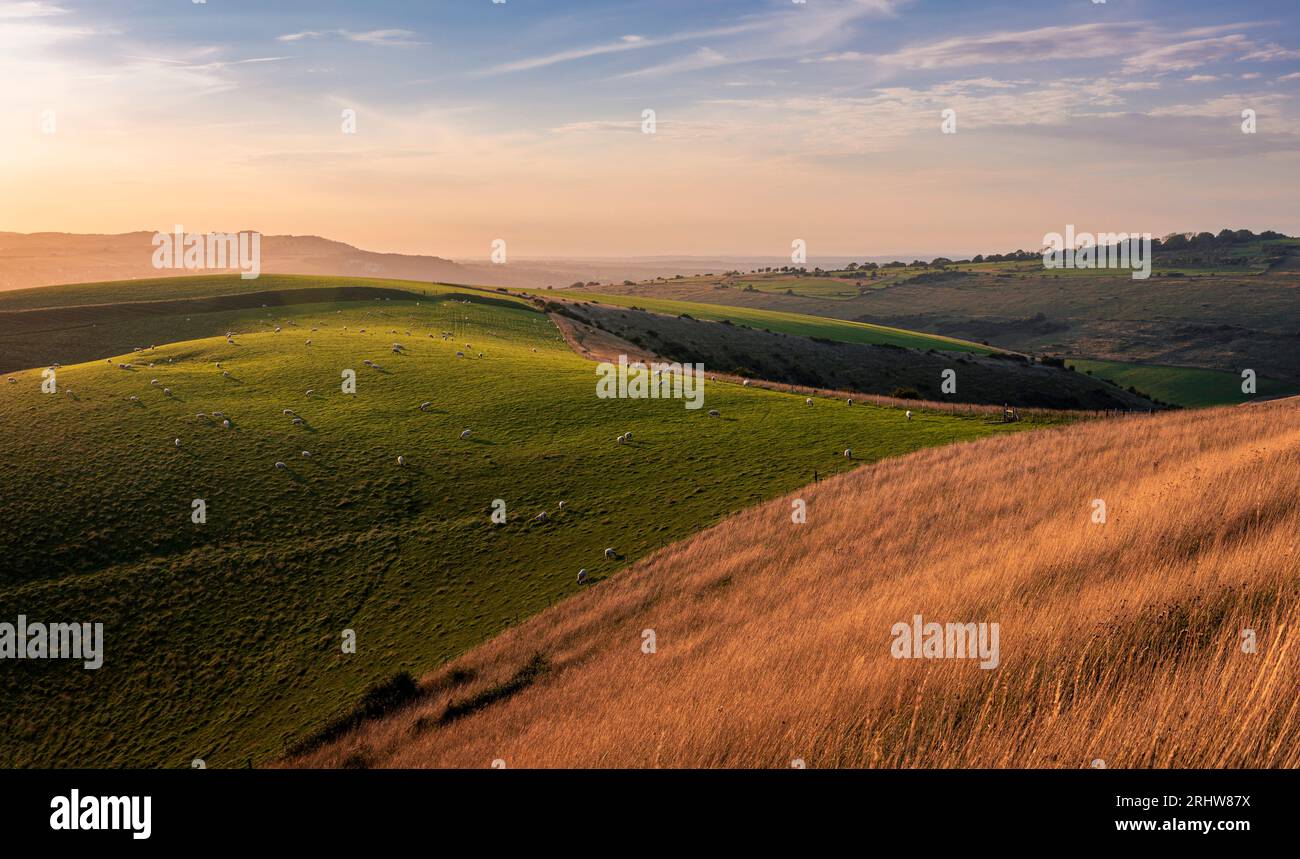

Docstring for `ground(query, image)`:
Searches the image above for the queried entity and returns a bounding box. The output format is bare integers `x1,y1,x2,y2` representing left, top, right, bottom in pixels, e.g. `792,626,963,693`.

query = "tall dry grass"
290,399,1300,768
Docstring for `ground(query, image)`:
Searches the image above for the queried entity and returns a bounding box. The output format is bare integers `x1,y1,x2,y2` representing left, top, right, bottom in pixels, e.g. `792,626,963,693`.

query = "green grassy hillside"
0,282,1041,767
521,288,997,354
1067,359,1299,407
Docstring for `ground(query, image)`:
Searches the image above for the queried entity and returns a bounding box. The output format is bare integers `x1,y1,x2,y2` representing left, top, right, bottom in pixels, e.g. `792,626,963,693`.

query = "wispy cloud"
274,28,424,47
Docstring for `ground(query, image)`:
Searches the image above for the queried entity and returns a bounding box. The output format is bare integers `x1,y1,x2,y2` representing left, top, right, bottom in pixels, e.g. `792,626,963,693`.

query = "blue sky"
3,0,1299,256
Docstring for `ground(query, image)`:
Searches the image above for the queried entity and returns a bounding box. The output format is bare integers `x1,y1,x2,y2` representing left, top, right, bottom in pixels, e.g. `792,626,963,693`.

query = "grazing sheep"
557,500,566,509
274,326,281,333
624,431,633,441
215,362,221,368
363,360,374,367
742,379,750,387
275,461,286,469
419,401,432,411
455,351,465,358
163,388,171,396
604,547,616,559
906,410,913,421
535,511,549,522
459,429,472,440
477,352,483,358
301,450,311,458
222,371,230,377
196,413,207,420
212,411,223,417
396,455,406,466
129,395,138,402
150,379,159,386
846,398,854,406
806,397,814,406
617,434,626,444
283,409,295,416
7,377,16,384
844,449,852,458
292,417,304,426
174,438,182,447
305,389,314,396
222,420,231,429
577,569,588,584
306,340,312,346
708,409,720,418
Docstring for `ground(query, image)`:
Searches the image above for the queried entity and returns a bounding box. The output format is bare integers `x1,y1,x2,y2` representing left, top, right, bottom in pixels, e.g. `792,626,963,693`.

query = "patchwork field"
0,278,1044,767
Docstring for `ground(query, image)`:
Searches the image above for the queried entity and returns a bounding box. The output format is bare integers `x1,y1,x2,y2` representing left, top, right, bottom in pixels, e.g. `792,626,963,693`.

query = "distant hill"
0,231,474,292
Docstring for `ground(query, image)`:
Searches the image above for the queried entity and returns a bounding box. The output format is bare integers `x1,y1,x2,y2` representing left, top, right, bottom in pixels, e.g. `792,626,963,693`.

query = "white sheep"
557,500,566,509
577,569,588,584
5,377,14,384
150,379,159,386
419,401,432,411
306,340,312,346
806,397,814,406
301,450,311,458
535,511,549,522
906,410,913,420
305,389,314,396
604,547,616,559
275,461,286,469
396,455,406,466
846,398,854,406
459,429,472,440
212,411,223,417
708,409,720,417
222,371,230,377
163,388,171,396
223,420,231,429
624,431,633,441
616,434,626,444
196,413,207,420
456,351,465,358
274,326,281,333
129,395,138,402
283,409,295,415
174,438,182,447
844,449,852,458
292,417,304,425
742,379,750,387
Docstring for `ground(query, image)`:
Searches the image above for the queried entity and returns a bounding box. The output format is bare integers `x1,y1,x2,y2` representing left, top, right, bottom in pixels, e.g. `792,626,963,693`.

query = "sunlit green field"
521,288,997,354
0,283,1037,767
1067,359,1299,408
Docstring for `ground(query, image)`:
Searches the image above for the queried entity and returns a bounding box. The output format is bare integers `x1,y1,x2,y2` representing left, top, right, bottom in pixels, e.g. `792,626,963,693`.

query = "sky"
1,0,1299,259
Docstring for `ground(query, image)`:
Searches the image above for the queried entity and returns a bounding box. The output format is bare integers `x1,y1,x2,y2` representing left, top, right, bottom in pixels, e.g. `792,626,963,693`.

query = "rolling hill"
0,276,1049,767
289,397,1300,768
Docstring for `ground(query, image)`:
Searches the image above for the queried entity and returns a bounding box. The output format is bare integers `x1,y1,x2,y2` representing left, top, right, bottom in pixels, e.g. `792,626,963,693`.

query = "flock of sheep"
7,297,929,591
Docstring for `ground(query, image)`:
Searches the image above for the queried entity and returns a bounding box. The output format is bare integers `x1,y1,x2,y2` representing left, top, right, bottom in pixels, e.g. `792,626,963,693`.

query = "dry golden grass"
290,399,1300,768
